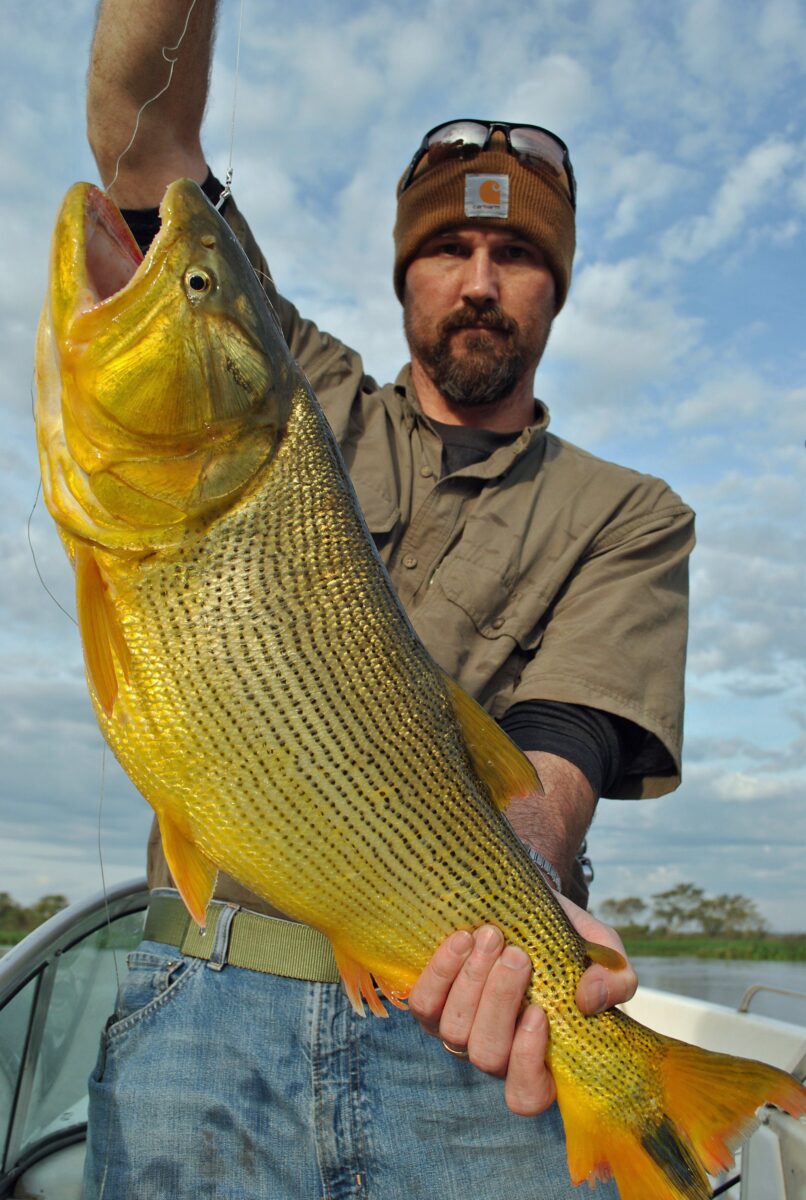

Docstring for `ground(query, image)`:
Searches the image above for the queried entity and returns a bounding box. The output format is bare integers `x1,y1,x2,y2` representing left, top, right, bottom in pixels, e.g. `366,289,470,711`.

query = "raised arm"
87,0,217,205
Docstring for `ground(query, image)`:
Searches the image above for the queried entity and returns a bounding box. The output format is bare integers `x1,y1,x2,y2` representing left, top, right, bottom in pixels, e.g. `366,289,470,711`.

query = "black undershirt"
430,419,521,476
121,170,227,254
120,183,651,799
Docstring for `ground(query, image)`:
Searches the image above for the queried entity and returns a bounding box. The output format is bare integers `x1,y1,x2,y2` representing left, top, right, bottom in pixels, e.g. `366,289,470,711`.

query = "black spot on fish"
225,354,254,397
641,1115,707,1198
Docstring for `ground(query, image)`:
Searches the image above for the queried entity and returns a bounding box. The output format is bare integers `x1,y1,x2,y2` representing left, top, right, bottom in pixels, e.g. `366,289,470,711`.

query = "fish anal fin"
75,545,131,715
443,673,541,811
375,975,410,1010
159,813,218,930
331,947,389,1019
583,939,627,972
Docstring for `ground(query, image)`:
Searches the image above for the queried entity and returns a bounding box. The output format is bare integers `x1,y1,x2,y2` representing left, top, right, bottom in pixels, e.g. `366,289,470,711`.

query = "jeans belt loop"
206,902,240,971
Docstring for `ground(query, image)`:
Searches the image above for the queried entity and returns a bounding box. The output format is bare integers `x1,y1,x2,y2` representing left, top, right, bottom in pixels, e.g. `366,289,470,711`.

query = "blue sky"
2,0,804,931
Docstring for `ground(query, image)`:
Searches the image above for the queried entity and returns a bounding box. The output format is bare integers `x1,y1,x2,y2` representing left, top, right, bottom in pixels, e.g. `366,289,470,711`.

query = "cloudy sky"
2,0,804,933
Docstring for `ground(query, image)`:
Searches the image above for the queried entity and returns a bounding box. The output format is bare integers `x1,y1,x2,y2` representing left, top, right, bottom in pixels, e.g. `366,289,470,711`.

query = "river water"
2,944,805,1023
633,956,806,1026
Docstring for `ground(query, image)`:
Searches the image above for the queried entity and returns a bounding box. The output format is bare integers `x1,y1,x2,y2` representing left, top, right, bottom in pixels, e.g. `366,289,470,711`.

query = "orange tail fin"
556,1033,806,1200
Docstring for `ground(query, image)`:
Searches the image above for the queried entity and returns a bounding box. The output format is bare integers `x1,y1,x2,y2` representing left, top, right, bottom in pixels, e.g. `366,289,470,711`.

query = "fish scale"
36,178,806,1200
98,388,537,984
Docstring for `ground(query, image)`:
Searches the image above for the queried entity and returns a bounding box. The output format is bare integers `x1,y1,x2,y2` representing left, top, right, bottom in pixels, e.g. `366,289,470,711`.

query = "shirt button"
419,465,434,478
491,617,505,630
402,554,418,570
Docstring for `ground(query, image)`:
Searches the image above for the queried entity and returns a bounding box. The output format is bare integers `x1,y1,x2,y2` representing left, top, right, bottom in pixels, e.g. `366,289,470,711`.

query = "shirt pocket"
427,536,547,715
350,474,400,558
435,516,546,650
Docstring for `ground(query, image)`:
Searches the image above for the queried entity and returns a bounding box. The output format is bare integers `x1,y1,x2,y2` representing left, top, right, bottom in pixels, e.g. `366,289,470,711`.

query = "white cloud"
546,255,703,441
504,55,598,134
661,138,800,263
682,0,806,92
672,368,775,430
712,771,792,803
603,153,690,240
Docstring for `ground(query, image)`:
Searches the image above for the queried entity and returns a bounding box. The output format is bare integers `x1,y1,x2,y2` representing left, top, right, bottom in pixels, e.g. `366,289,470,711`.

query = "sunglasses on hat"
399,119,577,210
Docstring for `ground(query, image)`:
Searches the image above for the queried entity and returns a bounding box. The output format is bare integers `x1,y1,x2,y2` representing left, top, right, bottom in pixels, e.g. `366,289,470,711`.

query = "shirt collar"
394,363,550,476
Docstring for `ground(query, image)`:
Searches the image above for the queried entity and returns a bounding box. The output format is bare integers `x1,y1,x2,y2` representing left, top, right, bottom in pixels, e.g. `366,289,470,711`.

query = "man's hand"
408,895,637,1117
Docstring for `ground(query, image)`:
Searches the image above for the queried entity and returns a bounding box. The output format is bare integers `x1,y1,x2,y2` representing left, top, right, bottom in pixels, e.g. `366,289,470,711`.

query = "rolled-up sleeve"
510,489,694,798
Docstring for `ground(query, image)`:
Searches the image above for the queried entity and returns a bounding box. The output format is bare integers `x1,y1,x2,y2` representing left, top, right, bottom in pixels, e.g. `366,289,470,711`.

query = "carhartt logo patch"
464,174,509,218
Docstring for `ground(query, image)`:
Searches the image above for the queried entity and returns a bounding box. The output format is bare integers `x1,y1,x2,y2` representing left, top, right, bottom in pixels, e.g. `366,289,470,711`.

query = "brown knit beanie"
393,148,576,311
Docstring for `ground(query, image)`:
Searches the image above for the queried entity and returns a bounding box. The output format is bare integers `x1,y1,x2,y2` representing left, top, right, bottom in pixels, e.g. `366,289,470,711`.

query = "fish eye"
184,268,214,300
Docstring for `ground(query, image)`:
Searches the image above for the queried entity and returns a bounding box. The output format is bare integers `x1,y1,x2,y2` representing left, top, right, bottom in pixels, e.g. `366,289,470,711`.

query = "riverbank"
632,955,806,1024
621,933,806,961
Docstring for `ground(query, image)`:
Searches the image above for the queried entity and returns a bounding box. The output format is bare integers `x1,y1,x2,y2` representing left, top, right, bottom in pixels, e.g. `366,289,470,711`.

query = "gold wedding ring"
441,1040,469,1058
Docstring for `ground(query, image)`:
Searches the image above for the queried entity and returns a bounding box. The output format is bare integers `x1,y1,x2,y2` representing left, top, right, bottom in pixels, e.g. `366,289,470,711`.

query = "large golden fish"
36,180,805,1200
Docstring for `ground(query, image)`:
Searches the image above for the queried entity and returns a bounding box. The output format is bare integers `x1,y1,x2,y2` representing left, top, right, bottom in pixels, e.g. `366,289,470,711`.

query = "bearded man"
83,5,694,1197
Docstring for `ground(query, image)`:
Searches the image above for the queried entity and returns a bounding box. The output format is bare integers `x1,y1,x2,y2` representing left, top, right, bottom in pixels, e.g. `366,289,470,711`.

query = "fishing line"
215,0,247,209
27,484,77,626
28,370,77,624
95,744,120,1200
105,0,200,196
96,743,122,991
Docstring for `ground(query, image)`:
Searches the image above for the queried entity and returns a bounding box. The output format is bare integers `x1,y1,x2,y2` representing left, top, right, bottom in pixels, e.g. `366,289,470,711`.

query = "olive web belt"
144,890,341,982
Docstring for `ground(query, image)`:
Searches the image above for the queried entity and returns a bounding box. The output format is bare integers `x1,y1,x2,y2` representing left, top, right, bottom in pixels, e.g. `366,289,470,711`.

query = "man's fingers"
576,960,638,1015
437,925,505,1049
554,891,638,1016
504,1005,557,1116
408,929,473,1036
465,945,532,1075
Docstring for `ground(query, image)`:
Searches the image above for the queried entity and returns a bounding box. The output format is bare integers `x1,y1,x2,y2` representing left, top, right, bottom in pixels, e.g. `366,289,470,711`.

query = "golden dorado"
36,180,805,1200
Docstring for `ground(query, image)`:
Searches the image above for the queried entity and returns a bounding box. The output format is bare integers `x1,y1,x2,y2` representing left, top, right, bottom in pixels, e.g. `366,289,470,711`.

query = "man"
83,3,694,1197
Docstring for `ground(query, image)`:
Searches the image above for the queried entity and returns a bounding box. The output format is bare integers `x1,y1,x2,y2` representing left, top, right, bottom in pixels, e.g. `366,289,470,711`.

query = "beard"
404,300,552,409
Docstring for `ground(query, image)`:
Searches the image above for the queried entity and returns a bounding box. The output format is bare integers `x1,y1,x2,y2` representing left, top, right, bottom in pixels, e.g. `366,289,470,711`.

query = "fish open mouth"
84,186,145,304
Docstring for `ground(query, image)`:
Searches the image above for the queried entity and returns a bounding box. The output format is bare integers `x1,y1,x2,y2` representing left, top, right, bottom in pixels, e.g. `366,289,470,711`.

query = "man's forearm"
88,0,218,204
506,752,597,894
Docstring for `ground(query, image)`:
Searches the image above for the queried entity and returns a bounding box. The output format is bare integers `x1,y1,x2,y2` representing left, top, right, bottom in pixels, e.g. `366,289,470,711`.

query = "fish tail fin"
556,1032,806,1200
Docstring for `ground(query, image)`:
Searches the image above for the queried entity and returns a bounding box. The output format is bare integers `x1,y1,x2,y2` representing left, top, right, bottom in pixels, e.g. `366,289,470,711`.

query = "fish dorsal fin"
159,812,218,930
75,545,131,715
443,674,542,810
583,940,627,972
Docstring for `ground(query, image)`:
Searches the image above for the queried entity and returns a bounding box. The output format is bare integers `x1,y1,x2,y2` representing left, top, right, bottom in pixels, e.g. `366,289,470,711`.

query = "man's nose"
460,249,500,306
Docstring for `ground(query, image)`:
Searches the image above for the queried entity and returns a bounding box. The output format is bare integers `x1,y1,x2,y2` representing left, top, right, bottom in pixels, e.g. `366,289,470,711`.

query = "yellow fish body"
36,180,805,1200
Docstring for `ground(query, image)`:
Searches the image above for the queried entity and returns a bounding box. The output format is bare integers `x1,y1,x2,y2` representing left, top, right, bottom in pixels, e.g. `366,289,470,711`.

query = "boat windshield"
0,883,146,1193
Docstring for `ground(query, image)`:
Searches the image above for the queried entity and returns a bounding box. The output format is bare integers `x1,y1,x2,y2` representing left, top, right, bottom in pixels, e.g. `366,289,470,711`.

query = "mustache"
439,304,519,338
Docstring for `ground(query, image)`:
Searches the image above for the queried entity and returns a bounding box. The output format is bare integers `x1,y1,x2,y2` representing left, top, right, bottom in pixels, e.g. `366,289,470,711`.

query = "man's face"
403,227,556,411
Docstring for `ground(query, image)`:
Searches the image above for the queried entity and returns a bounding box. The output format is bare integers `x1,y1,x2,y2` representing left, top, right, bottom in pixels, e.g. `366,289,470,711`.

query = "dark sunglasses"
399,119,576,210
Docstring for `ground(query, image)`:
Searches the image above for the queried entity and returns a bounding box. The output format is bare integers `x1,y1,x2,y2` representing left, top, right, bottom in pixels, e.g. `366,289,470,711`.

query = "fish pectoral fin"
583,940,627,972
331,947,389,1019
443,674,541,810
158,813,218,930
75,545,131,716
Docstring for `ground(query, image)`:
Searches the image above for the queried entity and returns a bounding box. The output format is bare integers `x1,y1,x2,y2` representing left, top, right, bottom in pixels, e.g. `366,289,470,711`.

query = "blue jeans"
84,934,619,1199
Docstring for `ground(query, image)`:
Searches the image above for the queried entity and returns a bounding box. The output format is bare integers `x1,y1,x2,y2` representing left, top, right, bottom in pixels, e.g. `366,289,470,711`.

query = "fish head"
36,179,296,554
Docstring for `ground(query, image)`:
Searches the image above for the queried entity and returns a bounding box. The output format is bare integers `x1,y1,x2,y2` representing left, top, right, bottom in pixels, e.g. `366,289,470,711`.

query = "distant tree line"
598,882,768,938
0,892,68,940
